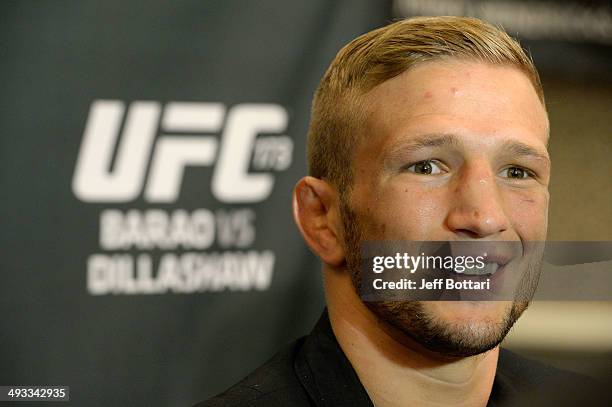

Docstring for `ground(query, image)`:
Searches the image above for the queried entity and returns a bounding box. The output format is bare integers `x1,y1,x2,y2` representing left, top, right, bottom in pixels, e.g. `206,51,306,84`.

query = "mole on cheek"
424,91,432,99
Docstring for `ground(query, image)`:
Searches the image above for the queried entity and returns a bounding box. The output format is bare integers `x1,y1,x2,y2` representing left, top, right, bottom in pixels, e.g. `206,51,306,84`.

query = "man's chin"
423,300,514,324
368,300,527,358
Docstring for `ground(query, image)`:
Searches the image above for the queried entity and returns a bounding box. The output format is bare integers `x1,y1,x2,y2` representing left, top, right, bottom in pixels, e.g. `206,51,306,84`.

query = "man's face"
343,60,550,356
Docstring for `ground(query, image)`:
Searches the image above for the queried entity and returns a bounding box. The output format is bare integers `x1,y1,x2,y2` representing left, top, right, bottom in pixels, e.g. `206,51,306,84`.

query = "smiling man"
198,16,602,407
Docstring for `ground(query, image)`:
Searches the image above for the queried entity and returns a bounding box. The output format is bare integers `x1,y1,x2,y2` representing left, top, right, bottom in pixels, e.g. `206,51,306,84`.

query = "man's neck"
324,268,498,407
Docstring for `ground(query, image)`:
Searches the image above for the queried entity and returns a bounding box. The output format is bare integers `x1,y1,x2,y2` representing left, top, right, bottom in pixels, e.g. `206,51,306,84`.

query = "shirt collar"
294,309,374,407
294,309,517,407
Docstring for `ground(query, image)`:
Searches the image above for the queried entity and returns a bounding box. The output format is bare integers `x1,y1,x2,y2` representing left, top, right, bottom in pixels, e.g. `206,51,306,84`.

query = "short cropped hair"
307,16,544,196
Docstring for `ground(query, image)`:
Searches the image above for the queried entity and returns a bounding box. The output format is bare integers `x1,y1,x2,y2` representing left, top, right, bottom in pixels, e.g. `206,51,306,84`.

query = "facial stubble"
339,198,540,358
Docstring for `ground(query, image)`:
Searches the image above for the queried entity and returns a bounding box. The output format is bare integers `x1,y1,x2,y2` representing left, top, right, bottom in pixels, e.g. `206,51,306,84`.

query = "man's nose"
444,165,509,238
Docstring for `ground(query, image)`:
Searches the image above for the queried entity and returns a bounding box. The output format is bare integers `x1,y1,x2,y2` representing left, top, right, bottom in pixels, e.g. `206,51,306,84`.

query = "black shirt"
196,310,608,406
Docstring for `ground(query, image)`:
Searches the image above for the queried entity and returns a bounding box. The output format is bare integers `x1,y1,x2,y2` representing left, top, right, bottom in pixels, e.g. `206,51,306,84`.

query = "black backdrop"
0,1,391,405
1,1,610,406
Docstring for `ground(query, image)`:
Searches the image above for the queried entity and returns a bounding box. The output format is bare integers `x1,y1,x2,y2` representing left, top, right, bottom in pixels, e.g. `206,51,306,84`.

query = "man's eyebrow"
387,134,461,155
501,140,550,164
385,134,550,164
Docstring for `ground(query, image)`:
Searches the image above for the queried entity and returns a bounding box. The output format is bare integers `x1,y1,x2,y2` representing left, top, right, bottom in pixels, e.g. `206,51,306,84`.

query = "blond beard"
339,198,539,357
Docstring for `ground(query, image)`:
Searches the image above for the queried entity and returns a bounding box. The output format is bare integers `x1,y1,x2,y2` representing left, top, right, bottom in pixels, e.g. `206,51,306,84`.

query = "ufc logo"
72,100,292,203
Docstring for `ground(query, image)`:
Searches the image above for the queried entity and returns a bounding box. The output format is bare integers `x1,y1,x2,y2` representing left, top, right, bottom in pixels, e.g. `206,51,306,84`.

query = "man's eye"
501,166,531,179
406,160,442,175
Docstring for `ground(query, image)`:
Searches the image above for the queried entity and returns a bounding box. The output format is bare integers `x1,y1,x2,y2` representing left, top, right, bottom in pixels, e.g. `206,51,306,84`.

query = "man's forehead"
358,59,549,152
363,59,543,109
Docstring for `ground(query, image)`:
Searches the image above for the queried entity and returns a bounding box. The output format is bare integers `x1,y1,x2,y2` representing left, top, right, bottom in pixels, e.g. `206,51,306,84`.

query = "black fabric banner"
0,1,391,405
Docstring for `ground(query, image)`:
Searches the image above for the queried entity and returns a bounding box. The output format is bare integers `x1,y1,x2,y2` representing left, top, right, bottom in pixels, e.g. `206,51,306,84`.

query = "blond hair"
307,16,544,195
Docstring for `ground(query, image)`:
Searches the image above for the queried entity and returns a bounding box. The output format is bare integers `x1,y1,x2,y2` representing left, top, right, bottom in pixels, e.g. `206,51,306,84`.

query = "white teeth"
456,262,499,275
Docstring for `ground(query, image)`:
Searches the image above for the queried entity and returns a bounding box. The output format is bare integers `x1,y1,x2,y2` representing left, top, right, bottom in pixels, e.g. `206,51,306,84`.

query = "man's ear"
292,176,345,267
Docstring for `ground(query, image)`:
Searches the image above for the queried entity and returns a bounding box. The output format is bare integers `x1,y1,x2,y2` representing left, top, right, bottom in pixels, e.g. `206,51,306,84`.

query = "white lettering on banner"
144,137,219,202
211,104,288,202
252,136,293,171
74,100,290,296
72,100,293,203
99,209,254,250
86,251,275,295
72,101,160,202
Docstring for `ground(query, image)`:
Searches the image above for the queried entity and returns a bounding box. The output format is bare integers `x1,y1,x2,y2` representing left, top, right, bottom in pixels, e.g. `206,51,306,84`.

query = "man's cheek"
380,190,447,240
505,188,549,239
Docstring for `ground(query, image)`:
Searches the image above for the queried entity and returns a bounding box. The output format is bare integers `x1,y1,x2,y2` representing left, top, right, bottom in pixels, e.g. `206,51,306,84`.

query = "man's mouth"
431,241,515,278
455,261,502,276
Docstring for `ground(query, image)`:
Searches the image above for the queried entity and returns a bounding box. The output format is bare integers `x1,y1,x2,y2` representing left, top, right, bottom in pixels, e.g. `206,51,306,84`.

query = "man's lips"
447,242,516,276
421,242,513,275
458,261,499,276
